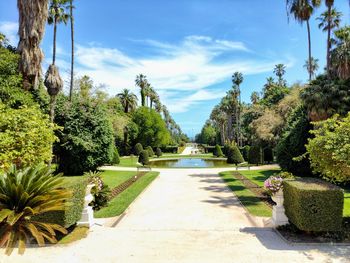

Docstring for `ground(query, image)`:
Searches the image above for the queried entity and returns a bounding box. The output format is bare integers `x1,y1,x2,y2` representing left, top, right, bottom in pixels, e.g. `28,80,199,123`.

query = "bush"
0,103,57,170
146,146,154,157
179,141,186,147
227,143,244,164
134,143,143,156
138,150,149,166
33,175,87,228
159,146,178,153
248,145,263,165
55,96,114,175
240,145,250,161
283,178,344,232
156,147,162,157
214,144,223,157
263,148,274,163
276,106,313,177
112,147,120,165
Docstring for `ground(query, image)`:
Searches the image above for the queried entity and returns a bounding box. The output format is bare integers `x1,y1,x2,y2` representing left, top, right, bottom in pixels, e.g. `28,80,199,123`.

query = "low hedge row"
283,178,344,232
33,176,88,228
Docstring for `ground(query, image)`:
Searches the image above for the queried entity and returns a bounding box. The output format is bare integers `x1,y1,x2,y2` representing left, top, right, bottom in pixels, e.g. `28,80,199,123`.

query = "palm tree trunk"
52,16,57,65
69,0,74,101
49,95,57,123
307,19,312,82
326,5,331,76
125,101,129,113
150,99,153,109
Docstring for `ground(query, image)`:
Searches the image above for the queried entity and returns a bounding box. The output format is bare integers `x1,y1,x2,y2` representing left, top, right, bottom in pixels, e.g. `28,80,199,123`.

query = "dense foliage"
138,150,150,166
146,146,154,157
226,143,244,164
283,178,344,232
248,145,263,165
214,144,223,157
112,147,120,165
156,147,162,157
88,172,111,211
134,143,143,155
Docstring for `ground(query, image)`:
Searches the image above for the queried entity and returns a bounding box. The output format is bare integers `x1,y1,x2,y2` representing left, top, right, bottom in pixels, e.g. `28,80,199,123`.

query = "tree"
232,72,243,146
286,0,321,81
69,0,74,100
226,142,244,164
317,7,342,75
17,0,49,90
250,91,260,104
330,26,350,80
135,74,147,107
273,64,286,86
146,146,154,157
248,145,263,165
156,147,162,157
303,57,319,79
134,143,143,155
214,144,223,157
117,89,138,113
138,150,149,166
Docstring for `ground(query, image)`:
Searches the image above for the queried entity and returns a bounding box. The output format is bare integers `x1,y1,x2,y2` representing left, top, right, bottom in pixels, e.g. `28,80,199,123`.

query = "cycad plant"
0,165,70,255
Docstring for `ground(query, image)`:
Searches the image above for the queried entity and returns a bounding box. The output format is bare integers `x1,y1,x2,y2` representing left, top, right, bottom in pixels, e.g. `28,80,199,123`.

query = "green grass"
58,226,89,244
100,170,137,188
94,172,159,218
238,169,280,187
219,171,272,217
344,188,350,217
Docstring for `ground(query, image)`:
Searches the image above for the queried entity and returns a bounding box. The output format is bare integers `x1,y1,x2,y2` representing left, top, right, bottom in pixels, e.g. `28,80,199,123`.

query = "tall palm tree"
232,72,243,147
45,0,69,122
17,0,49,90
69,0,74,101
317,7,342,75
149,86,157,109
303,57,319,79
117,89,138,113
330,26,350,79
250,91,260,104
154,97,162,113
135,74,147,107
287,0,321,81
273,64,286,86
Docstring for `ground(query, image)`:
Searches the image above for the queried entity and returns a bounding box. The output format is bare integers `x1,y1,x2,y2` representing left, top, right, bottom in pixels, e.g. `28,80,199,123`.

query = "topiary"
263,147,274,163
226,143,244,164
156,147,162,157
240,145,250,161
112,147,120,165
214,144,223,157
248,145,263,165
146,146,154,157
134,143,143,156
138,150,149,166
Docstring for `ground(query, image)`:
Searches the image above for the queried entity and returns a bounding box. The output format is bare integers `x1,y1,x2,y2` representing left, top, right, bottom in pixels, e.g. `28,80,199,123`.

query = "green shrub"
55,96,114,175
146,146,154,157
0,103,57,170
214,144,223,157
227,143,244,164
138,150,149,166
156,147,162,157
134,143,143,155
87,171,110,211
179,141,186,147
263,148,274,163
283,178,344,232
248,145,263,165
112,147,120,165
33,176,87,228
240,145,250,161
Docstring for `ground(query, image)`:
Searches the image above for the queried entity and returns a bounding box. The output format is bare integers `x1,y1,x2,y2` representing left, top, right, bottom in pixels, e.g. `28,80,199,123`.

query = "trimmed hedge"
156,147,162,157
33,177,87,228
283,178,344,232
263,148,273,163
146,146,154,157
240,145,250,161
112,147,120,165
159,146,178,153
227,144,244,164
214,144,223,157
134,143,143,156
248,145,263,165
138,150,149,166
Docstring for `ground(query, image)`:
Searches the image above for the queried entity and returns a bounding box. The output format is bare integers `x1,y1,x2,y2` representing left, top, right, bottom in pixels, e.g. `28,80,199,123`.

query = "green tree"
273,64,286,86
214,144,223,157
156,147,162,157
117,89,138,113
330,26,350,80
226,142,244,164
135,74,147,107
146,146,154,157
138,150,149,166
69,0,75,100
232,72,244,146
303,57,319,79
134,143,143,155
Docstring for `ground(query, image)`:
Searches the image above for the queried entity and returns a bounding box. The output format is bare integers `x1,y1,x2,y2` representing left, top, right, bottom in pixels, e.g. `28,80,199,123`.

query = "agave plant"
0,164,70,255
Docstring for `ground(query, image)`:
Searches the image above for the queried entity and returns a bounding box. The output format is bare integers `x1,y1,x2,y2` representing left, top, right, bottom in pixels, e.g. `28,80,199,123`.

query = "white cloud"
0,21,18,46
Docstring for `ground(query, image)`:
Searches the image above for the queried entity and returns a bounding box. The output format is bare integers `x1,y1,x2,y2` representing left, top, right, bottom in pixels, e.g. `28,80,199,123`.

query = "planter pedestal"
271,190,288,227
77,184,95,228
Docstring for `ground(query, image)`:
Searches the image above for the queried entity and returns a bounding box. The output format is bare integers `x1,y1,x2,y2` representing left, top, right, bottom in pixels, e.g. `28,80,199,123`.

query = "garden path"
2,166,349,263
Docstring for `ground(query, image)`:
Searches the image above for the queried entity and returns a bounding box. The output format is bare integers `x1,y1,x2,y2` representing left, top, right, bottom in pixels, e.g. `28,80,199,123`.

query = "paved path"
2,168,349,263
180,146,196,155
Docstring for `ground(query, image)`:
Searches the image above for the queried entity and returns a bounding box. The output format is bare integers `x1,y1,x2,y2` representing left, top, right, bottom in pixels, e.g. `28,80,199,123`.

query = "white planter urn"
271,189,288,227
77,184,95,228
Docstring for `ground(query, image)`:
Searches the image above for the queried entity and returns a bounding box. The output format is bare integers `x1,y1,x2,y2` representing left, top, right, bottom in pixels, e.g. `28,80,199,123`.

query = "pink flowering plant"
264,176,283,196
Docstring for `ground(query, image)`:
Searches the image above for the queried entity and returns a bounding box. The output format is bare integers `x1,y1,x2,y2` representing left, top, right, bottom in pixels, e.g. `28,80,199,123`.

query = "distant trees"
117,89,138,113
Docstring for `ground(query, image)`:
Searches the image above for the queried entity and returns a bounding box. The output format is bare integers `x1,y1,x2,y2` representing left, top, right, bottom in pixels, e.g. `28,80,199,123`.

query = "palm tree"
149,86,157,109
287,0,321,81
303,57,319,79
117,89,138,113
69,0,75,101
273,64,286,86
45,0,69,122
250,91,260,104
154,97,162,113
317,7,342,75
17,0,49,90
330,26,350,79
135,74,148,107
232,72,243,147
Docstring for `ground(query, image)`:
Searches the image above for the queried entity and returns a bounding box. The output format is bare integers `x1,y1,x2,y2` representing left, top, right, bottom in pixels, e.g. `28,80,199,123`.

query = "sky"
0,0,349,138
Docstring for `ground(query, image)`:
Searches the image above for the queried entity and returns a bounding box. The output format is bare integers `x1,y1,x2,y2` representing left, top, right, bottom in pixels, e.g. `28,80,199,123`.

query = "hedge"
32,177,87,228
146,146,154,157
239,146,250,161
248,145,263,165
283,178,344,232
214,144,223,157
159,146,178,153
263,148,273,163
134,143,143,156
227,144,244,164
138,150,150,166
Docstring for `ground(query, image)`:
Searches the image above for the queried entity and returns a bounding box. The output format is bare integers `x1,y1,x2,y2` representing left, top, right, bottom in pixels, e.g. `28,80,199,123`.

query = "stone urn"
271,189,288,227
77,184,95,228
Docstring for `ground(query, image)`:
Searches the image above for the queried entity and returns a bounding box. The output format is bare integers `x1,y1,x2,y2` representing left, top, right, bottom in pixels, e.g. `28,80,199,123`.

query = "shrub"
0,103,57,170
283,178,344,232
227,143,244,164
306,114,350,183
87,171,110,211
33,175,87,229
179,141,186,147
55,96,114,175
138,150,149,166
146,146,154,157
248,145,263,165
156,147,162,157
263,148,274,163
214,144,223,157
134,143,143,156
0,164,70,255
112,147,120,165
240,145,250,161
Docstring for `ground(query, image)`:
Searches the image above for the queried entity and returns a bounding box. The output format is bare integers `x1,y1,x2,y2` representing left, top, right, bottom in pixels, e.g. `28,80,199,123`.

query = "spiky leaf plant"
0,164,70,255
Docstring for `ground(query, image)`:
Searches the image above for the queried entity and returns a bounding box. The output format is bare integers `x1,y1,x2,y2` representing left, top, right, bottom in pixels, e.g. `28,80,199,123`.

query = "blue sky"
0,0,349,138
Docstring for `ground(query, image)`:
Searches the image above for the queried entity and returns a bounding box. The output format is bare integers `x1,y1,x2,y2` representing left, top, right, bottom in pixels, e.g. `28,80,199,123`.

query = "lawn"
219,171,272,217
100,170,137,188
94,172,159,218
344,188,350,217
